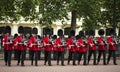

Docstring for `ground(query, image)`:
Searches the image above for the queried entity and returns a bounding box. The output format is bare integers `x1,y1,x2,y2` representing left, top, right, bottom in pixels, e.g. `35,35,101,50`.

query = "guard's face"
47,34,49,37
6,33,9,36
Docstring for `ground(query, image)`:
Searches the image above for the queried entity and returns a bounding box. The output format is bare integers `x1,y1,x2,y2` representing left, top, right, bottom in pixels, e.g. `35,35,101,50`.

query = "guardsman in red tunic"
2,26,13,66
42,28,52,66
52,35,58,60
28,28,41,66
13,33,18,60
56,29,66,66
67,30,77,65
87,30,97,65
107,29,118,65
78,31,87,65
15,26,27,66
97,29,107,65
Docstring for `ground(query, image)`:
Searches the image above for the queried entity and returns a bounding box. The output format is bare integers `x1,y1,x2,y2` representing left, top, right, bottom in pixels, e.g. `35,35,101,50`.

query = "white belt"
5,42,10,44
18,43,23,44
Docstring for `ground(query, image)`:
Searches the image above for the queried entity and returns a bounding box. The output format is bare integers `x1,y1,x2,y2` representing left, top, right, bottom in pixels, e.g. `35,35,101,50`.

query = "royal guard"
78,31,87,65
97,29,107,65
87,29,97,65
28,28,41,66
67,30,77,65
15,26,27,66
107,29,118,65
42,28,52,66
2,26,13,66
13,33,18,60
52,35,58,60
56,29,66,66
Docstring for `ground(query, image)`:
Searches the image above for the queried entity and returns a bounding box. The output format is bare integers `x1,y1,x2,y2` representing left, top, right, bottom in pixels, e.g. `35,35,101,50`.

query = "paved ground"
0,60,120,72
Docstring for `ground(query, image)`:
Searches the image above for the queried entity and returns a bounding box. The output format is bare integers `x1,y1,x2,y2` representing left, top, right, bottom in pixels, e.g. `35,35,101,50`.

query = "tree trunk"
71,11,77,30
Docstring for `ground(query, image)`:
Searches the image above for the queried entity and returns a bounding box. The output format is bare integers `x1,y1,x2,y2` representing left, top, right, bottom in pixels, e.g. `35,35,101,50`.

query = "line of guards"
2,26,119,67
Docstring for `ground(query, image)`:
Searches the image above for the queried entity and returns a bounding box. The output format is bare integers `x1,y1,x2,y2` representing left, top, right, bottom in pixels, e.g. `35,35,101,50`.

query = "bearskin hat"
57,29,63,36
4,26,11,34
52,35,57,39
109,28,115,35
98,29,104,35
44,28,51,35
89,29,95,36
79,30,84,37
76,35,80,40
32,27,38,34
18,26,24,34
70,30,75,36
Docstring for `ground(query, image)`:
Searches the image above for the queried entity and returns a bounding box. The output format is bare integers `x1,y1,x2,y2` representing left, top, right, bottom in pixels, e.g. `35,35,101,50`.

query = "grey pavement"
0,60,120,72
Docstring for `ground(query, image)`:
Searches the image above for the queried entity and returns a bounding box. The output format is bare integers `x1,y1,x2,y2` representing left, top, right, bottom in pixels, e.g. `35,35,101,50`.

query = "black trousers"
107,50,117,64
14,50,18,60
68,52,76,65
97,50,106,64
44,51,51,66
38,51,41,60
57,51,64,65
88,50,96,65
53,51,57,60
78,52,87,65
4,50,12,66
30,51,39,66
17,50,26,65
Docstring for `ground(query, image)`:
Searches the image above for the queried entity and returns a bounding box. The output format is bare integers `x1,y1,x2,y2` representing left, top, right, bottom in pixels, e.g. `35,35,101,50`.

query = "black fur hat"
79,30,84,37
57,29,63,36
4,26,11,34
76,35,80,40
98,29,104,35
109,28,115,35
89,29,95,36
44,28,51,35
52,35,57,39
18,26,24,34
70,30,75,36
32,27,38,34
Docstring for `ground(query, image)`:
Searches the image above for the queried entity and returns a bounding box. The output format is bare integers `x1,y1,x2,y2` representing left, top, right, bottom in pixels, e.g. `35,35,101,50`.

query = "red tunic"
97,37,106,51
78,38,87,52
55,38,65,52
42,37,52,51
2,35,13,50
13,38,18,50
67,38,76,52
107,36,117,50
28,36,41,51
15,35,26,51
87,37,96,51
52,39,58,51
